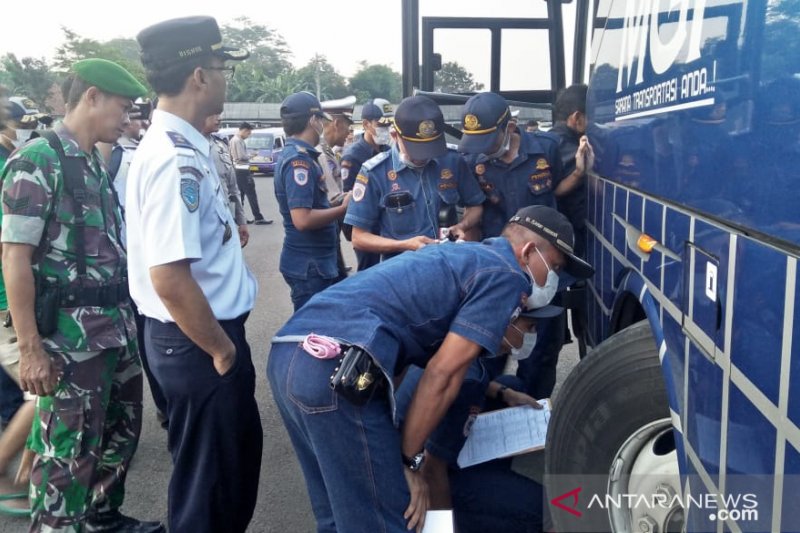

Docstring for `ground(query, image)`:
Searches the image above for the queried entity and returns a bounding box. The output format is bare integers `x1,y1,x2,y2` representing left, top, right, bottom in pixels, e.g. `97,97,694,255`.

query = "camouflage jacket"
0,124,135,352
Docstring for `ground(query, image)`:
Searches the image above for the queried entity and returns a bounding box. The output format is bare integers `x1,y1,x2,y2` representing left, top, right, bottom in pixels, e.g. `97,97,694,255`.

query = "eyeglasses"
205,65,236,80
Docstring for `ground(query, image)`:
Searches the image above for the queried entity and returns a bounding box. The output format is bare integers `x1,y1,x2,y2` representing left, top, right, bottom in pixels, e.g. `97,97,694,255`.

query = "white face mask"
485,129,511,160
400,151,429,169
505,324,538,360
525,245,559,309
374,126,391,145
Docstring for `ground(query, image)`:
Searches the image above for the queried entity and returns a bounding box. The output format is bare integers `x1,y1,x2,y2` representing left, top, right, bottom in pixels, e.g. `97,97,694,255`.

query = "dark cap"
281,91,333,121
393,95,447,160
509,205,594,279
361,98,393,124
137,16,249,69
458,92,511,154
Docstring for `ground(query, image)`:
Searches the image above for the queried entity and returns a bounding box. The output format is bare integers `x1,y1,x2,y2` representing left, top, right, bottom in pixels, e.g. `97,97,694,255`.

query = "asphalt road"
0,176,579,532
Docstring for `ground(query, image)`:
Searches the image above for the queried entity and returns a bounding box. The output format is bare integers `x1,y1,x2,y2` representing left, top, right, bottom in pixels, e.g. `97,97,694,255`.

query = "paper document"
421,510,454,533
457,400,551,469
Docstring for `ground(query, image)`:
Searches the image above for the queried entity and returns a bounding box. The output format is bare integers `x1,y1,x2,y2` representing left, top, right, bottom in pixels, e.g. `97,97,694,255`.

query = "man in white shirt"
127,16,262,533
230,122,272,224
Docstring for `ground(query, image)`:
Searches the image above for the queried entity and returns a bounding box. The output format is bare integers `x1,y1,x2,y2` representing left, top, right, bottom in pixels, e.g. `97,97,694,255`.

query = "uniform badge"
464,114,481,131
475,164,486,176
536,158,549,170
293,168,309,186
387,170,397,181
391,183,400,192
353,182,366,202
356,174,369,184
417,120,438,139
180,178,200,212
441,169,453,180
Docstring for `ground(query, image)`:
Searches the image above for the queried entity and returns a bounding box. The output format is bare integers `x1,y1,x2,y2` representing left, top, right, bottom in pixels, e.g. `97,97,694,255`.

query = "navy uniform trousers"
145,314,262,533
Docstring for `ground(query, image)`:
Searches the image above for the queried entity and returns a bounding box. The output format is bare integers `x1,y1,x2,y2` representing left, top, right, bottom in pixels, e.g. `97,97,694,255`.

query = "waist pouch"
329,346,386,406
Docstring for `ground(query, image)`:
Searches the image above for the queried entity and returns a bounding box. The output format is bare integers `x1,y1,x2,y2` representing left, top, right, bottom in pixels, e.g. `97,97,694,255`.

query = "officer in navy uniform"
344,95,484,262
458,91,569,401
340,99,393,270
275,91,351,311
127,16,262,533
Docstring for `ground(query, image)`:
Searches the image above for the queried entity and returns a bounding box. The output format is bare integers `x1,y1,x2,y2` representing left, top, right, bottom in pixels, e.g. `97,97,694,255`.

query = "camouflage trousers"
27,342,143,533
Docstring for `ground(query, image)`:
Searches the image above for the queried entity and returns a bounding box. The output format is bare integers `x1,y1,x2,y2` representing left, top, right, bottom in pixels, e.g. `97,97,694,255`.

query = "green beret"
72,59,148,99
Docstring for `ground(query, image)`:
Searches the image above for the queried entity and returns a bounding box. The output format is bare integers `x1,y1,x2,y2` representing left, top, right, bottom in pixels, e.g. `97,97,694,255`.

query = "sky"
0,0,580,90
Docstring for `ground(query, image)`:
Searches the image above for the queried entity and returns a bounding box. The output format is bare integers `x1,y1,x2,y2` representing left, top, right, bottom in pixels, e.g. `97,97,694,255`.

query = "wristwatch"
402,450,425,472
497,385,509,402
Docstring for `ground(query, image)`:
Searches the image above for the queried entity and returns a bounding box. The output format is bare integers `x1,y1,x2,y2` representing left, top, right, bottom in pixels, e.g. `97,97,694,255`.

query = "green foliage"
434,61,484,93
1,54,57,111
53,27,149,93
221,17,292,79
296,55,349,100
348,61,402,103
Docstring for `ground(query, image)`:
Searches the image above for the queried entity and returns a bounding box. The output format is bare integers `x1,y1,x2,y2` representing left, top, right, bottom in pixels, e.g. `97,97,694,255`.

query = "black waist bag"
329,346,386,406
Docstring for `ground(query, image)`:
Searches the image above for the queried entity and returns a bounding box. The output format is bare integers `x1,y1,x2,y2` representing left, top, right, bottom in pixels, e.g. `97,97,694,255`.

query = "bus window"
433,28,492,91
499,29,552,90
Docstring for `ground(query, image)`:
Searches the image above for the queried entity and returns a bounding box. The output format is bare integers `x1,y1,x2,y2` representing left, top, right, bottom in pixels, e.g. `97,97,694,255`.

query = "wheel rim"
607,418,684,533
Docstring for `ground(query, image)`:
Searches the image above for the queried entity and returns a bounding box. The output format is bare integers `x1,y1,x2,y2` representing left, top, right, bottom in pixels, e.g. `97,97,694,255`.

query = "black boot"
85,510,165,533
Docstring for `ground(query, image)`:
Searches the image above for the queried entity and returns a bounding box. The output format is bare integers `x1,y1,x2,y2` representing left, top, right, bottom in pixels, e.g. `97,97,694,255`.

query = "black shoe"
86,510,165,533
254,219,273,225
246,219,255,224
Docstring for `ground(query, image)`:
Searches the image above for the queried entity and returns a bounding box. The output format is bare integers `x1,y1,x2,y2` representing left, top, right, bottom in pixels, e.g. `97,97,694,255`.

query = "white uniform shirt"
126,110,258,322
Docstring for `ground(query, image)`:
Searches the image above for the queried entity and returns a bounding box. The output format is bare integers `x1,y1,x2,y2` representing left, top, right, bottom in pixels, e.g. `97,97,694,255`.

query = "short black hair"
62,74,93,110
526,119,539,127
145,57,210,97
282,115,310,137
239,122,254,131
554,84,588,122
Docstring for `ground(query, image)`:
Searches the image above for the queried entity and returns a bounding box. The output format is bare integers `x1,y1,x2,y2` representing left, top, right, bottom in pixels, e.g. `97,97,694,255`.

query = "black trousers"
145,314,262,533
235,169,265,221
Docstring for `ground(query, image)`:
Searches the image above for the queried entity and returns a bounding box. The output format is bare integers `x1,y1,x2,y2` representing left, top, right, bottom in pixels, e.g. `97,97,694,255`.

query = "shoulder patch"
6,159,37,175
356,174,369,184
293,167,309,186
179,166,204,181
353,182,366,202
291,159,311,169
361,150,391,172
180,178,200,212
3,196,30,212
166,131,196,150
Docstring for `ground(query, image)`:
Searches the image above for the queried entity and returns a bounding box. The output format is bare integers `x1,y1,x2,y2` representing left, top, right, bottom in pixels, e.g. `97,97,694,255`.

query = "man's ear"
84,86,101,108
191,66,207,89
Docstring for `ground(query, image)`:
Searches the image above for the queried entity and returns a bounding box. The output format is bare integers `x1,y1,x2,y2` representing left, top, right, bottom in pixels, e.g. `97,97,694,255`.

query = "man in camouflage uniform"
1,59,163,532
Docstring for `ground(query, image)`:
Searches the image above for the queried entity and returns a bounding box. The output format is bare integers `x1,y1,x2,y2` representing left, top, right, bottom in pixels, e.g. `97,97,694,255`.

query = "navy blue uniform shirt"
274,138,339,279
344,146,485,250
340,137,388,193
276,237,530,379
465,130,563,238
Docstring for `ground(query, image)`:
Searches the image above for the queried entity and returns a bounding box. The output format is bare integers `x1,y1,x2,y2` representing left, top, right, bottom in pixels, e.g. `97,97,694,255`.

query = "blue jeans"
283,271,343,312
0,365,23,426
267,342,410,533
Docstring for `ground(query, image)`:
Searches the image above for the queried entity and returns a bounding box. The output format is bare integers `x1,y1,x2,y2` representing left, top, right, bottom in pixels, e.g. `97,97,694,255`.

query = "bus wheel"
545,321,682,532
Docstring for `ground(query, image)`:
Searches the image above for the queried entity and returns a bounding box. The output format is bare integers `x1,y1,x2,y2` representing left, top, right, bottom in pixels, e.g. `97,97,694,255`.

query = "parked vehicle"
245,127,286,175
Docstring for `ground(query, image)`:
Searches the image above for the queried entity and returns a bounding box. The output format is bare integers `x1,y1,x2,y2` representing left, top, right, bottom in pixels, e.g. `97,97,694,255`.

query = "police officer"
275,91,351,311
344,95,484,262
2,59,162,531
318,95,355,199
267,205,593,533
127,16,262,533
340,98,393,271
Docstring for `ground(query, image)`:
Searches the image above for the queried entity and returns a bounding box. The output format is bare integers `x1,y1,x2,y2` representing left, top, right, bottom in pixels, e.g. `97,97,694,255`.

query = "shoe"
85,510,165,533
254,219,273,225
246,219,255,224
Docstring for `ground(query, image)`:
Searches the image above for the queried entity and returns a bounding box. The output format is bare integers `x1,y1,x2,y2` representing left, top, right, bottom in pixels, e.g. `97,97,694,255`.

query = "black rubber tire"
545,321,670,532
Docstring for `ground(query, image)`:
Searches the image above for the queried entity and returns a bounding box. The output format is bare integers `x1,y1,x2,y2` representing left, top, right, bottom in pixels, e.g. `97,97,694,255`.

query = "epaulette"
361,150,391,172
166,131,196,151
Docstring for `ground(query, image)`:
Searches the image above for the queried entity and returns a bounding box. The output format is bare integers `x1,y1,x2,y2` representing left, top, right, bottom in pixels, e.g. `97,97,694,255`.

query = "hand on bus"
575,135,595,176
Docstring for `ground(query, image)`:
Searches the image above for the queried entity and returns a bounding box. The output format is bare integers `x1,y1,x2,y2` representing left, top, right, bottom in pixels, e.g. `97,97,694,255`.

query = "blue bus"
403,0,800,530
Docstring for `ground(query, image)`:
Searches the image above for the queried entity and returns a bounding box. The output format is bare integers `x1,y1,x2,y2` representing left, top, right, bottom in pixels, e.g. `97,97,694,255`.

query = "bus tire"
545,320,670,532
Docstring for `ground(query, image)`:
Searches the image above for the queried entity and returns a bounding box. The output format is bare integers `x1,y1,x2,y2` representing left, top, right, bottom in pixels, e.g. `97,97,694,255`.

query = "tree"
296,55,349,100
434,61,484,93
348,62,402,103
221,17,292,79
53,28,148,91
1,54,57,111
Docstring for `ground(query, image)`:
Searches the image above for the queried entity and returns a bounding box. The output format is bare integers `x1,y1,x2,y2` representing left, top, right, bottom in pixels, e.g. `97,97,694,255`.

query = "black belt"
58,282,130,308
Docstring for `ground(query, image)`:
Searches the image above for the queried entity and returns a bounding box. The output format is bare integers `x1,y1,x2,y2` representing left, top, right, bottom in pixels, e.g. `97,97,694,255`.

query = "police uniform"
209,133,247,225
275,92,344,311
317,95,355,198
268,237,533,533
344,96,484,262
128,17,261,533
0,60,161,531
